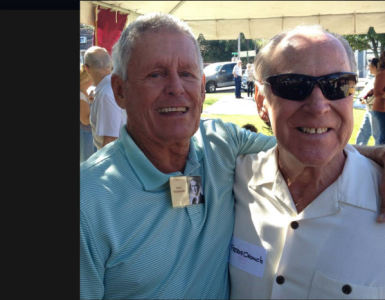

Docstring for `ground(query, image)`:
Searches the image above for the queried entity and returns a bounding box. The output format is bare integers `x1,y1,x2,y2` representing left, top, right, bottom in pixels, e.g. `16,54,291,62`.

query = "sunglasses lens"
267,74,312,101
266,73,356,101
319,74,356,100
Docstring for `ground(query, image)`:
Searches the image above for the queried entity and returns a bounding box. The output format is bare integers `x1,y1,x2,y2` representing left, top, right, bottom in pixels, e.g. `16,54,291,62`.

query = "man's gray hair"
84,46,112,70
254,25,357,95
112,12,203,81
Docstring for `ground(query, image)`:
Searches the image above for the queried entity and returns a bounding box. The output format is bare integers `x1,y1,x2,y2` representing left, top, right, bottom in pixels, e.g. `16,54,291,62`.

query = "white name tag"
229,236,266,277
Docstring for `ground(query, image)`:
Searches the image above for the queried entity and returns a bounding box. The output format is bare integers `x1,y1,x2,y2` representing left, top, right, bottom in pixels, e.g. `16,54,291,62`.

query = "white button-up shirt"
230,145,385,299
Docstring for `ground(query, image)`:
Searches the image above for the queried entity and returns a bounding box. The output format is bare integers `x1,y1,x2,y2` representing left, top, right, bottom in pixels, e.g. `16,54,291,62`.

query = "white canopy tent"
80,1,385,40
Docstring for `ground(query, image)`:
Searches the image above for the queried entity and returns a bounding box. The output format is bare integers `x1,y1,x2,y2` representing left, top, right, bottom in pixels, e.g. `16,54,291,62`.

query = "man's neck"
93,71,110,86
278,150,346,213
130,131,191,174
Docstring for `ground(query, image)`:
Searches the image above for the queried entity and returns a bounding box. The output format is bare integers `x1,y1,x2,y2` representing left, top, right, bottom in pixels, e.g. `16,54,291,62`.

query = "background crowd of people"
355,52,385,145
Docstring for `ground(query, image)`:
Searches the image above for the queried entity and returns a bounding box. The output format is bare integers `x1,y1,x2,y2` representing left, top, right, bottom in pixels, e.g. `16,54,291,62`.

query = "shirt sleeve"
224,121,276,155
95,92,125,137
80,211,105,299
203,118,276,157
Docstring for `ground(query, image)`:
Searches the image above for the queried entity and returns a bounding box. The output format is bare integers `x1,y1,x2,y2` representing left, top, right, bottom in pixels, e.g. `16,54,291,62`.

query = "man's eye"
149,71,166,78
149,73,160,78
180,72,192,77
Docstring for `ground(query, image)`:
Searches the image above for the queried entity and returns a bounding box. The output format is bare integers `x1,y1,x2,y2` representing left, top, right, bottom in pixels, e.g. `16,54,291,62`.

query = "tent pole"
238,33,241,60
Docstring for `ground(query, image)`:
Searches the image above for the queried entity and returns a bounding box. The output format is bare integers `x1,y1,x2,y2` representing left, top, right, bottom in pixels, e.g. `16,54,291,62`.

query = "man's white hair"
84,46,112,70
111,12,203,81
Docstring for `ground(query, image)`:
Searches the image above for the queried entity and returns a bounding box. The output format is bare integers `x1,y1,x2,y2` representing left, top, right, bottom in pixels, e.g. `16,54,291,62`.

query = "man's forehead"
139,28,191,43
130,30,199,69
270,31,347,70
277,31,334,54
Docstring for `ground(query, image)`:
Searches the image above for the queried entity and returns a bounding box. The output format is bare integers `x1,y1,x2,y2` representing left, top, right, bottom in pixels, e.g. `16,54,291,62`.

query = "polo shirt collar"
118,126,201,191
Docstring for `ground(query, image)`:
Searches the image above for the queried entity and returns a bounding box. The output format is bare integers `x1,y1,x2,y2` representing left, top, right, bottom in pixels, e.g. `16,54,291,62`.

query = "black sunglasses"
263,72,357,101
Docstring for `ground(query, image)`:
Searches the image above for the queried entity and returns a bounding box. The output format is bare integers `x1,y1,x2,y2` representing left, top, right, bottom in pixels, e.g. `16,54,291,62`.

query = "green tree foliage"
344,27,385,58
198,27,385,64
198,33,264,63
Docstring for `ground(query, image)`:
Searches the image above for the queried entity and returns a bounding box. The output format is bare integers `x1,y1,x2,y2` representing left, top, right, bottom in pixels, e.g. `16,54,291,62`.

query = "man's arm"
102,136,118,148
353,144,385,222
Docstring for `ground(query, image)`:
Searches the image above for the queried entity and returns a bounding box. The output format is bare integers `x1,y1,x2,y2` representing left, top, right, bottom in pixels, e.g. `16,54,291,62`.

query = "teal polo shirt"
80,118,275,299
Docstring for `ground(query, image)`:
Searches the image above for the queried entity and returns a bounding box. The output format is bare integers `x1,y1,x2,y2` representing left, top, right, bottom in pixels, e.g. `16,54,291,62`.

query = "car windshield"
204,63,222,76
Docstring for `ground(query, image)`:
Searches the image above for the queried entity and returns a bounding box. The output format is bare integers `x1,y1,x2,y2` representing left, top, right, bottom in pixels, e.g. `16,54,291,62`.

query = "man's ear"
84,64,90,74
111,74,126,109
255,81,269,122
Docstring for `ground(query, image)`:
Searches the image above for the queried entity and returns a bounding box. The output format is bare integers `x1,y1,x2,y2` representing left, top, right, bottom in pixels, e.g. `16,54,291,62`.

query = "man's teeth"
158,107,187,113
299,127,328,134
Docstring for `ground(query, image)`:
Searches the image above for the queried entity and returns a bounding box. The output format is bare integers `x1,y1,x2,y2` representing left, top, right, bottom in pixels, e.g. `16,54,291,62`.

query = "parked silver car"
203,62,236,93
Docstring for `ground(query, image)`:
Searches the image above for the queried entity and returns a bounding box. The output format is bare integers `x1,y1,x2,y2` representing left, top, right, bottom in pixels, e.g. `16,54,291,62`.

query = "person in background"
246,63,256,99
372,51,385,144
80,64,96,162
230,25,385,299
80,13,385,300
355,58,380,145
242,123,258,133
233,60,243,99
84,46,127,150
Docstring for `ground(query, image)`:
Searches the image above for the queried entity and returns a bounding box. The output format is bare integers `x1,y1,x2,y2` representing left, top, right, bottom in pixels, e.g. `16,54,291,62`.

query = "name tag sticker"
169,176,190,207
229,236,266,277
169,176,204,208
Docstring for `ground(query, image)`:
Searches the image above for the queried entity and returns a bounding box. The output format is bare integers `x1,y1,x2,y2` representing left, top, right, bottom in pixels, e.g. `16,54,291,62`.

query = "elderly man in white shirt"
232,60,243,99
230,25,385,299
84,46,127,150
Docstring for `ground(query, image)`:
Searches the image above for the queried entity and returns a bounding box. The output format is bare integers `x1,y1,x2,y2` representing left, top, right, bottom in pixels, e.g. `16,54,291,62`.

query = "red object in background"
95,6,127,54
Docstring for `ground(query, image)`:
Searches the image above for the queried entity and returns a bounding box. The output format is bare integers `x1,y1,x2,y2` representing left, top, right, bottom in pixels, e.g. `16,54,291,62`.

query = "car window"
204,63,222,76
222,63,235,73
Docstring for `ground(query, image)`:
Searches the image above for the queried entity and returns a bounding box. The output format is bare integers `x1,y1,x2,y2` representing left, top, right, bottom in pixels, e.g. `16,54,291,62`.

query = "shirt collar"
248,144,378,218
117,126,201,191
337,144,379,212
94,74,111,94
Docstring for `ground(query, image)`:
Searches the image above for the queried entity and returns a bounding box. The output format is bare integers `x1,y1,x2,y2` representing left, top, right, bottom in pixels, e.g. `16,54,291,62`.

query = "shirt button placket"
272,220,299,297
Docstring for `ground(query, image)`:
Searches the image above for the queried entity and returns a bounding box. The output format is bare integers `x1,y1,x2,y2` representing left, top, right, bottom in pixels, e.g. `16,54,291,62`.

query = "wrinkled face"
262,33,354,167
112,30,205,146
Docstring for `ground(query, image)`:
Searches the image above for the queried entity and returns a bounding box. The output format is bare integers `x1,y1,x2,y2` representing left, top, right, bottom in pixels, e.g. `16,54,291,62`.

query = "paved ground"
203,94,258,115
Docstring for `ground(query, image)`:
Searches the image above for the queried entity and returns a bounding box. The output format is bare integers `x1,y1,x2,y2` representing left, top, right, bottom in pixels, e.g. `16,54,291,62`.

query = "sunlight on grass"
203,93,227,110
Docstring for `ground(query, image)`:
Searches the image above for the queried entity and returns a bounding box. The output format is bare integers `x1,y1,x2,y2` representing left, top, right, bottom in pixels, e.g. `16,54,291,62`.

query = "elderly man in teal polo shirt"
80,13,385,300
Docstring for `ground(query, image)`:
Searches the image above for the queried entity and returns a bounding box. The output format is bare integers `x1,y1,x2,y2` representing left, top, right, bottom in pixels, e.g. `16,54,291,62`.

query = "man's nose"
303,85,331,115
166,71,184,96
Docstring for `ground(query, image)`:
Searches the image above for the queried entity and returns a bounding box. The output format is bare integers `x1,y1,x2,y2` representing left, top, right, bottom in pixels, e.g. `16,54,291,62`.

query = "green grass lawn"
202,93,374,145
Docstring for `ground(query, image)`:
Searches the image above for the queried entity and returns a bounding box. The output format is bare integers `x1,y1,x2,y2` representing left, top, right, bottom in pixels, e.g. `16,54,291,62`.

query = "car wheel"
206,82,216,93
